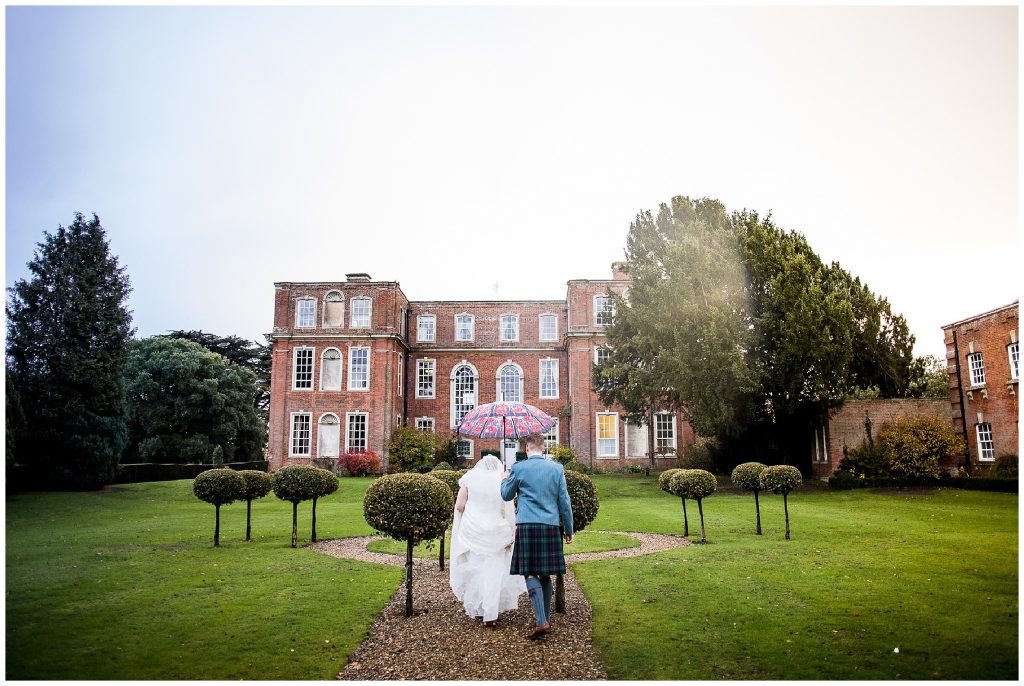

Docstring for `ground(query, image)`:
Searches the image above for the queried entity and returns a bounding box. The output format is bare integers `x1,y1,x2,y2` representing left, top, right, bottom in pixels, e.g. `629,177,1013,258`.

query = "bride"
449,455,527,626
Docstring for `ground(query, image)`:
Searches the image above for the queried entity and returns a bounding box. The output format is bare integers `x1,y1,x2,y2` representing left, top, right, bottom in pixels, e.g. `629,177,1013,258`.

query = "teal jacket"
500,454,574,536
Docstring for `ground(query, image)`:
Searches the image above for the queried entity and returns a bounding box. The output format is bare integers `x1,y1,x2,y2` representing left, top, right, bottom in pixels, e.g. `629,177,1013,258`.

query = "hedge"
112,461,268,484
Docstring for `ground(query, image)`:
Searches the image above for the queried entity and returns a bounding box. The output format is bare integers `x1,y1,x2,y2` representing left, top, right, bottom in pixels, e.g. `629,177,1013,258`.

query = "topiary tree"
658,468,684,493
665,469,693,536
192,468,246,547
364,473,454,616
431,462,454,472
730,462,768,535
760,465,803,540
556,470,600,612
238,470,272,541
272,465,323,548
428,470,461,570
670,469,716,543
310,468,339,543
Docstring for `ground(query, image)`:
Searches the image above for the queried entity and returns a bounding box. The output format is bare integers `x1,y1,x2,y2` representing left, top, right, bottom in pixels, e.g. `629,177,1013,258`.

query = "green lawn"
5,474,1018,680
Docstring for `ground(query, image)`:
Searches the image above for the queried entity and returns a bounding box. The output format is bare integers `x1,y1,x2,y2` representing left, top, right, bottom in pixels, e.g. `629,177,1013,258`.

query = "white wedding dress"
449,456,527,622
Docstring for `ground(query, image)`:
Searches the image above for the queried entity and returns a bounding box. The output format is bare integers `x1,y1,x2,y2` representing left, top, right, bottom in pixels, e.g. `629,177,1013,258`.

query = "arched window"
497,363,523,403
323,292,344,327
320,348,342,391
451,363,478,428
318,413,340,457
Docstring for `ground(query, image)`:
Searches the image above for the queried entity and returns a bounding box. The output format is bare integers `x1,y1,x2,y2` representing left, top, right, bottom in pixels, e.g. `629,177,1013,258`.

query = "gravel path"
310,531,689,680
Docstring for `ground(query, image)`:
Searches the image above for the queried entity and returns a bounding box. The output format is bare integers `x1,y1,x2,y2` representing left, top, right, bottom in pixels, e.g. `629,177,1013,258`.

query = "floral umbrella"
457,401,555,439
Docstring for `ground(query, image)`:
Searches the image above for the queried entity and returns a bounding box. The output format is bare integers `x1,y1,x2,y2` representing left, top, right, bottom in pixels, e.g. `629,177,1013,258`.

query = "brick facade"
267,265,695,471
942,301,1019,470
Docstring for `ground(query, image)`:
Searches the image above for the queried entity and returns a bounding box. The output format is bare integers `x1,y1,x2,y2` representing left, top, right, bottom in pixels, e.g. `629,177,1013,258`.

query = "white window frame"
417,314,436,343
542,419,560,452
292,347,314,390
456,438,475,461
976,422,995,461
319,347,342,391
350,297,372,329
496,362,524,403
296,297,316,329
539,358,559,399
1008,342,1019,381
416,359,436,399
450,363,479,428
595,345,612,365
348,346,370,391
500,314,519,342
596,412,619,458
415,417,435,432
397,352,403,396
317,413,341,458
539,313,558,342
345,412,369,453
289,412,312,456
323,291,344,327
967,352,986,386
655,412,676,456
595,295,614,327
455,313,475,342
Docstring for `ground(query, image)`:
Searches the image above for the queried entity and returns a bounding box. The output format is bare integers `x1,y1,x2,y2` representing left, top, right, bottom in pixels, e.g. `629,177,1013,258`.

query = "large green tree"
123,337,266,464
5,213,134,488
597,196,915,472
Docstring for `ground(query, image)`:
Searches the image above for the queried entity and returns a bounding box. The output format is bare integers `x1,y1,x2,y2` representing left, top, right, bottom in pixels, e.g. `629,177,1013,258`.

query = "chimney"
346,273,372,283
611,262,629,280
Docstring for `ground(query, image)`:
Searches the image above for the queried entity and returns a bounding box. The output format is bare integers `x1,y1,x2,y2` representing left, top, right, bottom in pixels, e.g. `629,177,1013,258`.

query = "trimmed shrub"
427,469,461,570
431,462,454,472
564,470,599,532
387,426,440,473
271,465,323,548
731,462,767,535
760,465,803,540
112,461,268,484
192,468,246,547
310,469,339,543
877,416,961,480
658,468,684,493
828,469,860,490
669,469,716,543
626,464,643,474
341,450,380,477
565,461,591,474
364,473,454,616
994,454,1018,478
238,470,272,541
549,444,577,465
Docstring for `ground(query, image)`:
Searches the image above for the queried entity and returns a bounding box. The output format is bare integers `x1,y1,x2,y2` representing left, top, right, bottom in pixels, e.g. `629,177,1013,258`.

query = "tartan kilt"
509,523,565,576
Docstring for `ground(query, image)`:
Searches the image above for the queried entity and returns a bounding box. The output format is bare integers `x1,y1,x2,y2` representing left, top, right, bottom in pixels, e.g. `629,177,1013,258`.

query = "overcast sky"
5,4,1018,360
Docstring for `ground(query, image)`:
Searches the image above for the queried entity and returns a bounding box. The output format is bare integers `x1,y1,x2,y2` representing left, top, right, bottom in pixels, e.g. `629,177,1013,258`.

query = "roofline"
941,299,1019,329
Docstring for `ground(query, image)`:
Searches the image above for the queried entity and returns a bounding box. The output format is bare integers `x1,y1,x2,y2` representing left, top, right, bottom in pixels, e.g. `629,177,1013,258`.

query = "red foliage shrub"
341,450,380,477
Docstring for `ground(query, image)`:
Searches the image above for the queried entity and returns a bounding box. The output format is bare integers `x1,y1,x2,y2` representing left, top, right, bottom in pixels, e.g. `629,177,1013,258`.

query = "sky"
5,4,1019,360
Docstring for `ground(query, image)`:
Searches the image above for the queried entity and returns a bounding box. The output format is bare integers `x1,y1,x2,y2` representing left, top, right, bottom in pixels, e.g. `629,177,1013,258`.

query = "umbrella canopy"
457,401,555,439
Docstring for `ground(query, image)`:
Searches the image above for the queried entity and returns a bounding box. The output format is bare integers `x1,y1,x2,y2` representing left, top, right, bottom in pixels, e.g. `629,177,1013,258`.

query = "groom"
500,432,574,639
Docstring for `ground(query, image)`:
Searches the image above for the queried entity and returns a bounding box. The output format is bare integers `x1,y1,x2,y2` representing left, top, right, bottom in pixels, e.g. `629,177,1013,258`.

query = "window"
456,314,474,342
320,348,342,391
348,347,370,390
625,421,648,457
290,413,311,456
451,364,478,427
500,314,519,342
968,352,986,386
417,315,436,342
1009,343,1019,381
293,348,314,390
976,423,995,461
655,413,676,455
456,438,474,461
415,417,435,432
417,359,436,398
540,359,559,399
543,420,559,452
814,425,828,462
351,297,372,328
346,413,368,452
397,353,403,396
323,292,343,327
400,307,406,337
318,414,340,457
595,296,614,326
539,314,558,342
296,297,316,328
595,346,612,365
498,363,523,403
597,413,619,457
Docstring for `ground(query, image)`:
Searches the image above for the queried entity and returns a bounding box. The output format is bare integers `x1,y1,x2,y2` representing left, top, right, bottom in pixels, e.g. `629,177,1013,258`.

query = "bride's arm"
455,486,468,513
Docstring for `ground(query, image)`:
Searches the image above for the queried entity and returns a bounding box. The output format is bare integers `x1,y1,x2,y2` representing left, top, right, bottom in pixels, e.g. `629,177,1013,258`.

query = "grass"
6,473,1018,680
366,529,639,557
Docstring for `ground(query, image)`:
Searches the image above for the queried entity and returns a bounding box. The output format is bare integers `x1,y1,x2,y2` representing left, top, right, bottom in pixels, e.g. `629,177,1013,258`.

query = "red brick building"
942,301,1019,470
267,265,694,471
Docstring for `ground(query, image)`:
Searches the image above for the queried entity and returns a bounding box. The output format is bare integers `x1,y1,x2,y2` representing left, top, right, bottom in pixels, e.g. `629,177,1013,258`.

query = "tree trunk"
648,406,656,473
681,497,689,537
311,497,318,543
697,498,707,544
439,528,446,571
246,499,252,541
555,573,566,613
783,492,791,540
214,504,221,547
291,502,298,548
405,539,414,617
754,490,762,535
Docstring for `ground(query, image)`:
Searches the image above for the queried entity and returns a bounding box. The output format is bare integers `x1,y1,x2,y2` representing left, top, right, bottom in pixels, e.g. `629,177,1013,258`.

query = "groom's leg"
525,575,547,626
539,575,553,620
